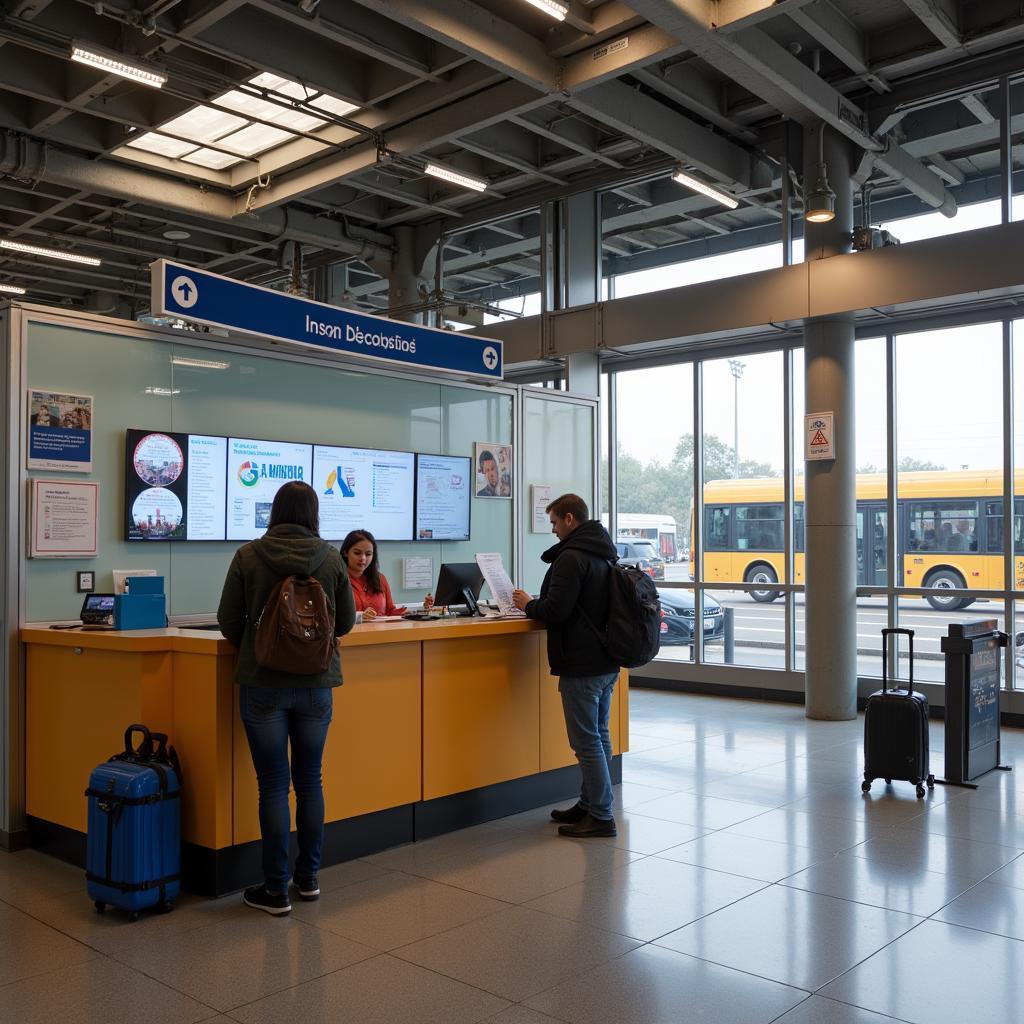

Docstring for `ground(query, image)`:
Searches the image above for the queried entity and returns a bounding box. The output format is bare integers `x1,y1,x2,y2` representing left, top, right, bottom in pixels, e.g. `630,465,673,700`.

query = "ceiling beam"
901,0,962,50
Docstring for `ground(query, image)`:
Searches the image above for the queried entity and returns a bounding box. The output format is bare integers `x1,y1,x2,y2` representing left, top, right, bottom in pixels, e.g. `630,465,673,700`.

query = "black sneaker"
243,884,291,915
550,802,587,824
558,813,617,838
294,875,320,901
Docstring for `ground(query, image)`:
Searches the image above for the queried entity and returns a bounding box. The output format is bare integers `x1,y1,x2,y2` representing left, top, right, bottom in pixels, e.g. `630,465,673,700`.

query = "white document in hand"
474,552,525,616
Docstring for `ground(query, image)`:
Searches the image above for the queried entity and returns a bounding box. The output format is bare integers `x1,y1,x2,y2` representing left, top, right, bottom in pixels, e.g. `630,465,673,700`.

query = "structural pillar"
562,191,601,397
803,124,857,720
388,225,431,324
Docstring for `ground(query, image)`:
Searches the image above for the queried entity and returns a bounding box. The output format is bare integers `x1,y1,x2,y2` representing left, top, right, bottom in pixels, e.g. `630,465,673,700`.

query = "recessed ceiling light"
163,230,192,241
180,148,243,170
160,105,247,144
0,283,27,295
219,122,294,156
521,0,569,20
70,45,167,88
0,239,102,266
126,132,198,159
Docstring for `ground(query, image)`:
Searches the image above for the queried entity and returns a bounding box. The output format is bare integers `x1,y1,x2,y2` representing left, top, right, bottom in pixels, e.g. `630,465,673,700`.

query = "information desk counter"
21,618,629,894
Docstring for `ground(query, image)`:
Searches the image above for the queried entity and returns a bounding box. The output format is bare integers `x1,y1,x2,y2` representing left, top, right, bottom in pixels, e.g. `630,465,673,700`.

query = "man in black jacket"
512,493,619,838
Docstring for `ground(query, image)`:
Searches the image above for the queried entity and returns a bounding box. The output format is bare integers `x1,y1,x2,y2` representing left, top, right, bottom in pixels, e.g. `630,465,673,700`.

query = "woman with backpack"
217,481,355,915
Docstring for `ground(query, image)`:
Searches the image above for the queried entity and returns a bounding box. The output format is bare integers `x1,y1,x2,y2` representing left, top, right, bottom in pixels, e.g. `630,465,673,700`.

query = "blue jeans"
239,686,333,894
559,673,619,821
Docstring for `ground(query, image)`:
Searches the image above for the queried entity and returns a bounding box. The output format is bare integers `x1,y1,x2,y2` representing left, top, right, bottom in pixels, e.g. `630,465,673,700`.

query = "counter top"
22,615,542,652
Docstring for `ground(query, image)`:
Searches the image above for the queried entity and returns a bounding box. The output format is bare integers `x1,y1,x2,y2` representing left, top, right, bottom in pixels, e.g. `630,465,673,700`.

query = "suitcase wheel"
128,912,140,923
93,901,105,915
884,778,892,785
916,784,926,798
159,901,174,914
927,775,935,789
861,781,871,793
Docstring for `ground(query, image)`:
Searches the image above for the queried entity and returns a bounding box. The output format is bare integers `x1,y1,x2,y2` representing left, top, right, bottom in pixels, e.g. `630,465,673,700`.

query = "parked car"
657,588,725,646
616,540,666,580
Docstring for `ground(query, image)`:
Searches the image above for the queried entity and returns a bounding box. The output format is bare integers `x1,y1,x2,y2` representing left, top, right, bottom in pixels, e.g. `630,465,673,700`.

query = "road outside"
657,563,1020,684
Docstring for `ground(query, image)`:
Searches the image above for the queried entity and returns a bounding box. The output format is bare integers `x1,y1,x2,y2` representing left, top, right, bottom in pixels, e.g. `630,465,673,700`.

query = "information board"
969,644,1000,751
415,454,471,541
125,429,227,541
227,437,313,541
312,445,414,541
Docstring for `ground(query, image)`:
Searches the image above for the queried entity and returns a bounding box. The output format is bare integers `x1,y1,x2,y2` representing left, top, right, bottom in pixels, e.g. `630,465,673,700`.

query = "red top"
350,572,405,616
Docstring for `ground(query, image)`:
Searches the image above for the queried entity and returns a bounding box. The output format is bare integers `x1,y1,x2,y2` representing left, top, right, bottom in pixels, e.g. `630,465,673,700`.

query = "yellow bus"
692,470,1024,609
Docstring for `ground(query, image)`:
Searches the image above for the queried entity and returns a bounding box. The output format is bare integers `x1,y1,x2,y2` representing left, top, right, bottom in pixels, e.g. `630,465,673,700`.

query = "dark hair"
478,449,496,471
267,480,320,535
546,493,590,523
340,529,382,594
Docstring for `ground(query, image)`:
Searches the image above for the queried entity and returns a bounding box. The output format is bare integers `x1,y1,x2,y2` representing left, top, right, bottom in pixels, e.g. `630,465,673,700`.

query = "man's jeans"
559,673,619,821
239,686,333,893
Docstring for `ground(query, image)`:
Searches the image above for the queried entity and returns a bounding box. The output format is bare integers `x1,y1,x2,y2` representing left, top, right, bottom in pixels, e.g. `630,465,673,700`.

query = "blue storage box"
115,576,166,629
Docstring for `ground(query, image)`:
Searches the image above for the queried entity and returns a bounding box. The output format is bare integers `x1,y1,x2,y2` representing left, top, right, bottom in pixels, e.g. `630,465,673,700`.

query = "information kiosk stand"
939,620,1011,788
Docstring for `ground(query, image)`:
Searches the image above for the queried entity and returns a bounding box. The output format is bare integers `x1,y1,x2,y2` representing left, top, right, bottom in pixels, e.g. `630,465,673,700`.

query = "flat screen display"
227,437,313,541
415,454,471,541
125,429,228,541
312,445,415,541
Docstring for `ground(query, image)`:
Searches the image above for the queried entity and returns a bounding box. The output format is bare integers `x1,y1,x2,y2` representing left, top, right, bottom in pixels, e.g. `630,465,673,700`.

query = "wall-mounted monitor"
125,429,227,541
226,437,313,541
312,445,415,541
415,453,471,541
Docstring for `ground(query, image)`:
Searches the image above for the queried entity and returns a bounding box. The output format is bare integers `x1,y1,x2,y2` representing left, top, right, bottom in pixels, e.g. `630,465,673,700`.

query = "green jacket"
217,524,356,688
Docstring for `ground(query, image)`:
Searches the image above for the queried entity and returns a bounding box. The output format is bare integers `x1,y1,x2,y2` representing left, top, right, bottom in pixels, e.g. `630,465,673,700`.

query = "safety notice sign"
805,412,834,461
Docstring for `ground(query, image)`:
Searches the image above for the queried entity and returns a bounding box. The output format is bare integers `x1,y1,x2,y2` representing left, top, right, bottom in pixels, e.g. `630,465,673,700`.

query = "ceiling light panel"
248,72,310,100
219,123,295,156
310,94,360,118
671,169,739,209
70,46,167,88
521,0,569,20
424,162,488,192
180,148,244,170
161,105,247,144
216,89,325,132
126,132,199,159
0,283,27,295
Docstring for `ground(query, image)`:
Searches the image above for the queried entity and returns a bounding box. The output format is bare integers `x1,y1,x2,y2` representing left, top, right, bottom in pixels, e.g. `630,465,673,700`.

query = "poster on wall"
531,484,552,533
227,437,313,540
27,389,93,472
474,442,512,499
30,479,99,557
125,429,228,541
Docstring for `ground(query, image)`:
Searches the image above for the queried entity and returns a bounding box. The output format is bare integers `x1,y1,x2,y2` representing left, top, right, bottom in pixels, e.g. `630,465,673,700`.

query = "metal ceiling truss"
0,0,1020,317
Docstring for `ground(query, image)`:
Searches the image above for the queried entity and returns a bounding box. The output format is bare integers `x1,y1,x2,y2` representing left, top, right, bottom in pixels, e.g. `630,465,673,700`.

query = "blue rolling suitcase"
86,724,182,921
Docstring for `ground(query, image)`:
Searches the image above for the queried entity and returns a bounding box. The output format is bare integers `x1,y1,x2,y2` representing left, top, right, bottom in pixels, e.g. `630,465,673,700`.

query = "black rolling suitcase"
862,628,935,798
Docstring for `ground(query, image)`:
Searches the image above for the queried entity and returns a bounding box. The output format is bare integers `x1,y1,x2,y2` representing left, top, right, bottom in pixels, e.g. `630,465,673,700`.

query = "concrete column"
803,123,858,720
563,191,601,397
388,225,427,324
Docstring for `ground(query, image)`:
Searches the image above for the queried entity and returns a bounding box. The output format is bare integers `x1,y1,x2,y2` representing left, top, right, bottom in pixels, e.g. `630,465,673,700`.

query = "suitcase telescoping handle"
881,627,914,697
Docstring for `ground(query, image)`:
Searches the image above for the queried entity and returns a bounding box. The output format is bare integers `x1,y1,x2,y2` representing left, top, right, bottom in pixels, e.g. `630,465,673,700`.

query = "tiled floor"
3,690,1024,1024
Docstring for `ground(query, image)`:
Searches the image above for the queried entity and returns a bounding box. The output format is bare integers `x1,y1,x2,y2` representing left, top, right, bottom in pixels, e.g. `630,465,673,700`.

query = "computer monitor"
434,562,485,616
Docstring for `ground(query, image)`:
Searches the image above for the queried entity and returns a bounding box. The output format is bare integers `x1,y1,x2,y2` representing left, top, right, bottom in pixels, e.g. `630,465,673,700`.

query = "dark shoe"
243,884,291,916
558,813,617,838
294,875,320,901
550,802,587,824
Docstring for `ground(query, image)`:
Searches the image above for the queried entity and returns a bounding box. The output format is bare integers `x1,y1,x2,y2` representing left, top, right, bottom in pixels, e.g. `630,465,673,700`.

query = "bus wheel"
746,565,780,603
924,569,967,611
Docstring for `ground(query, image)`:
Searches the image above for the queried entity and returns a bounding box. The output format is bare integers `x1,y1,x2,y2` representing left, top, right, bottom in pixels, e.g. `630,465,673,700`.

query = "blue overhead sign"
150,260,503,381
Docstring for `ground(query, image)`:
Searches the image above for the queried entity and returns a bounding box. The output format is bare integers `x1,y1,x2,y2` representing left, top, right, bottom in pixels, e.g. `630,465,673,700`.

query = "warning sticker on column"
805,412,834,461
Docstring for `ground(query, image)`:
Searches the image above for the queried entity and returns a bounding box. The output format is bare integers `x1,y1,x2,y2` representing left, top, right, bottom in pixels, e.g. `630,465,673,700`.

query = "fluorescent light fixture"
521,0,569,20
0,283,26,295
670,169,739,210
170,356,230,369
424,161,488,192
70,45,167,88
0,239,101,266
145,387,181,396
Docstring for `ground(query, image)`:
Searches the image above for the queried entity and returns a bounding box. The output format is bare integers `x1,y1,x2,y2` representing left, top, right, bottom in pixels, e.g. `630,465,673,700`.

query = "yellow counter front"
22,618,628,894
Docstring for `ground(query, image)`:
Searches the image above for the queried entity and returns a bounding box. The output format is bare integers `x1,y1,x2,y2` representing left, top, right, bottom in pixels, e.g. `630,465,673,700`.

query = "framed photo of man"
474,442,512,498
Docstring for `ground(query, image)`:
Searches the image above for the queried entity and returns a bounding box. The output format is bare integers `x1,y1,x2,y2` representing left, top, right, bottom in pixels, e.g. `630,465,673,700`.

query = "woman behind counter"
341,529,432,620
217,481,355,916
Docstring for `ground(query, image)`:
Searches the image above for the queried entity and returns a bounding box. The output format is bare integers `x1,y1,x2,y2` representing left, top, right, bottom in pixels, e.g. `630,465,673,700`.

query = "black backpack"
581,560,662,668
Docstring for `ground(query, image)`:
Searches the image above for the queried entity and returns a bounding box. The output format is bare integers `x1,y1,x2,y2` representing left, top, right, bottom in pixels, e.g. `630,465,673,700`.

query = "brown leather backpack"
253,575,334,675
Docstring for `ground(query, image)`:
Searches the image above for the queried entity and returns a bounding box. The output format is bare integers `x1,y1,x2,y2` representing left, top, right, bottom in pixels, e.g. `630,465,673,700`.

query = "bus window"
907,501,979,553
737,504,782,551
985,500,1024,553
705,506,731,550
794,503,804,552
